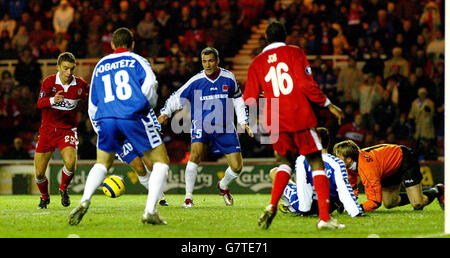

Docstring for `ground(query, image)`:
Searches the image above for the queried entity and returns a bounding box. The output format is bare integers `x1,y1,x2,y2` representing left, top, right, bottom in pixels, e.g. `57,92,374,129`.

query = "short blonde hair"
333,140,360,161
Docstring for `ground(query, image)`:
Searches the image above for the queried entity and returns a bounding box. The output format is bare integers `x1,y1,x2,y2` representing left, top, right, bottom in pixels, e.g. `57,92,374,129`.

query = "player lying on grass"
117,137,168,206
333,140,444,212
270,128,363,218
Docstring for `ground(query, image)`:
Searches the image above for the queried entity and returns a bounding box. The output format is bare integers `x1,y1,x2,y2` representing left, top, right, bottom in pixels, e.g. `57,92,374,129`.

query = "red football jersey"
37,73,88,129
243,43,328,133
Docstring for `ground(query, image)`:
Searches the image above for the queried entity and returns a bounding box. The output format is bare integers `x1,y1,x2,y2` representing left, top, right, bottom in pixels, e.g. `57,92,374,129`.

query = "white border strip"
445,0,450,235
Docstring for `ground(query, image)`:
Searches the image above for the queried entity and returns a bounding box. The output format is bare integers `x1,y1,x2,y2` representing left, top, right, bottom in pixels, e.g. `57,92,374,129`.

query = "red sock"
36,177,49,199
270,165,292,206
59,167,74,191
313,171,330,221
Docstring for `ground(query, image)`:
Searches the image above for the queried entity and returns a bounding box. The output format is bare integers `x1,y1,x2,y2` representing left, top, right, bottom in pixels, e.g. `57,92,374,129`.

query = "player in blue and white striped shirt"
158,47,253,207
69,28,170,225
271,128,363,219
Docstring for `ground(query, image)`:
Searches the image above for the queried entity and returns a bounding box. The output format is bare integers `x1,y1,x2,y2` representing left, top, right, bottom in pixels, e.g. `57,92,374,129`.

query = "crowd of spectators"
0,0,445,162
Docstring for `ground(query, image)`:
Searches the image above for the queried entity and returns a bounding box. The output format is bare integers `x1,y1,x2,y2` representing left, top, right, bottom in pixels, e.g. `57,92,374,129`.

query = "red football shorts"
35,127,79,153
271,128,323,156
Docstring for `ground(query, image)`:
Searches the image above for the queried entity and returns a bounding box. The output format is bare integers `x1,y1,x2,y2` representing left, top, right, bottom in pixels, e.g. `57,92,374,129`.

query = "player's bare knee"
189,153,202,164
35,173,46,180
230,162,242,174
65,163,76,173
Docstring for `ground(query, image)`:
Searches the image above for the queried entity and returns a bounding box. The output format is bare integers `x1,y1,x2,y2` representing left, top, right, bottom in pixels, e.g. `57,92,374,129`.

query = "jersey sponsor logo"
39,91,45,98
52,98,80,110
199,94,228,101
361,152,373,162
305,65,312,75
222,85,228,92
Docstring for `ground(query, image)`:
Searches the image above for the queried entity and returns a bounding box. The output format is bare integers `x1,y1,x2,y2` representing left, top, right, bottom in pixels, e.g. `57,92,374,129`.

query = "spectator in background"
415,33,427,51
362,51,384,77
66,31,87,58
53,0,74,34
12,25,29,52
0,39,18,60
385,64,411,114
314,62,337,101
86,33,103,58
346,0,363,47
0,91,22,144
410,49,433,75
391,113,413,145
384,47,409,79
285,27,302,46
408,87,436,160
426,29,444,66
399,19,417,53
136,11,156,55
419,0,441,32
367,9,394,48
28,21,52,54
7,0,26,20
371,89,399,135
0,13,17,38
337,55,363,104
1,71,16,93
14,47,42,94
101,22,114,55
1,137,30,159
54,32,69,55
357,73,383,123
336,112,369,147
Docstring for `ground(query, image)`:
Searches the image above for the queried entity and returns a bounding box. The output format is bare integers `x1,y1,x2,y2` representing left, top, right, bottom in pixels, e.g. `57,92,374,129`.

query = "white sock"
138,172,150,190
185,161,198,199
144,162,169,214
81,163,107,203
219,167,238,190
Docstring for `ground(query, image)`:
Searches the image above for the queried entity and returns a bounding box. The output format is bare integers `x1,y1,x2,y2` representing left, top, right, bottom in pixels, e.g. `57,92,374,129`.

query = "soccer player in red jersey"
34,52,88,209
243,21,345,229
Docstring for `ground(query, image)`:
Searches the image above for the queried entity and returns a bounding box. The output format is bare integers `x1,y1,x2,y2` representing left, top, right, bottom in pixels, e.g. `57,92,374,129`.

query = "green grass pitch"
0,194,446,238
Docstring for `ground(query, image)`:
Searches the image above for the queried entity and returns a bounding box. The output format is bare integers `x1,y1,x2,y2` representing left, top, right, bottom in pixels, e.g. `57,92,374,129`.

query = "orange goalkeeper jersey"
349,144,404,211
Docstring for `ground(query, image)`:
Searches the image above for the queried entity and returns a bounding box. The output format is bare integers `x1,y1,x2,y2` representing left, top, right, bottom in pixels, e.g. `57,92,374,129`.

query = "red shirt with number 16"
243,42,328,134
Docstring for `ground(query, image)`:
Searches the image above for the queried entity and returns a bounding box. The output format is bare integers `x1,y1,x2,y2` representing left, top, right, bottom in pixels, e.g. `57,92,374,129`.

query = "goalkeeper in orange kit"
333,140,444,212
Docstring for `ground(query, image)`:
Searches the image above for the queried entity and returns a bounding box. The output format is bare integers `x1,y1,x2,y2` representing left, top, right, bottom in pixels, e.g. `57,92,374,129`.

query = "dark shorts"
381,146,423,188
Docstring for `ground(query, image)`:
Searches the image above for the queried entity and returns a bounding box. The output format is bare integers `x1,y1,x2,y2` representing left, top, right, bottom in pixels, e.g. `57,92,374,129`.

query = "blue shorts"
282,184,300,213
116,140,142,164
96,116,162,155
191,129,241,154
